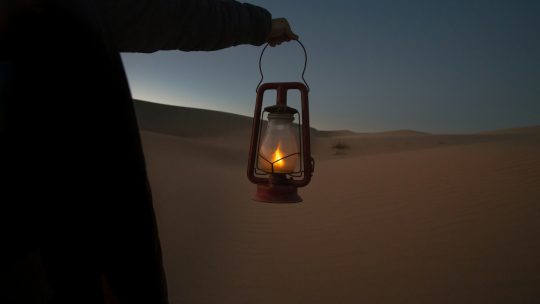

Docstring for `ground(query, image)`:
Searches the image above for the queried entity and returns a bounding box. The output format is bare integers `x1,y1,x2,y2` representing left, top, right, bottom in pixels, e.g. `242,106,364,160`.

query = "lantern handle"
256,39,310,93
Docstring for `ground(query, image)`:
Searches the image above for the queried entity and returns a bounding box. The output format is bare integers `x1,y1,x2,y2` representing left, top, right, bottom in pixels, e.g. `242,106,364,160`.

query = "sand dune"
134,100,254,139
136,101,540,303
482,125,540,135
134,99,327,142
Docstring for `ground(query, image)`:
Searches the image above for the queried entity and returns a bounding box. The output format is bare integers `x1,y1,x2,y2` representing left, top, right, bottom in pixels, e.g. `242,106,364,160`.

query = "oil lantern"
247,41,314,203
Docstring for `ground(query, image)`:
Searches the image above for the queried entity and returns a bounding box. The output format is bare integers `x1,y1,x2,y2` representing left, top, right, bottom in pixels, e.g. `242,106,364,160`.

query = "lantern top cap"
264,105,298,115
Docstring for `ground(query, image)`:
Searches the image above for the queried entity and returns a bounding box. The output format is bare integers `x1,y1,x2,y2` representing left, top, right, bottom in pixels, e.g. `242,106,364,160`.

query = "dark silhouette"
0,0,297,303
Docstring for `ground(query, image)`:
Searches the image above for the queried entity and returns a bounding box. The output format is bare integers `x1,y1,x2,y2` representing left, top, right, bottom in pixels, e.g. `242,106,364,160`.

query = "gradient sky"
121,0,540,133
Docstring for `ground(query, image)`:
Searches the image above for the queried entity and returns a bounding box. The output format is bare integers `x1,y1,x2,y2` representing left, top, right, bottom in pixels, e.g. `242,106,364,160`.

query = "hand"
267,18,299,47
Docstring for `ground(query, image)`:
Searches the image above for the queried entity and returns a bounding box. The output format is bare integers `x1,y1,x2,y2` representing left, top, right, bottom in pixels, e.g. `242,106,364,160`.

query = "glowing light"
272,144,286,170
258,143,297,173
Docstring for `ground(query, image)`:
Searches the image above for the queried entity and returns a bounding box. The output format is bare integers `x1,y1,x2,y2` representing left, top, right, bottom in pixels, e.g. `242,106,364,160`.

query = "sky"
121,0,540,133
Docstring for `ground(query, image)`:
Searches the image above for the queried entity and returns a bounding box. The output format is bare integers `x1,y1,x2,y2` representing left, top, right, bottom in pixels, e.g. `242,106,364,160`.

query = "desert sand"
135,100,540,304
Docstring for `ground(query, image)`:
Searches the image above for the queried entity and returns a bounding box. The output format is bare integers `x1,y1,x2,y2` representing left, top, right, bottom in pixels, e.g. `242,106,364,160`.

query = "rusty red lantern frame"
247,40,314,203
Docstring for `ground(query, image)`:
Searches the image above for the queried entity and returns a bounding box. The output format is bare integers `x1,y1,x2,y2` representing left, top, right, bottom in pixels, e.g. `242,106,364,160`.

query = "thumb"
286,28,299,40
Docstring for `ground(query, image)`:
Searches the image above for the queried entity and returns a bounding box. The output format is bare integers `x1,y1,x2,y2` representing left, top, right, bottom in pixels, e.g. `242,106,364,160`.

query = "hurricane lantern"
247,41,314,203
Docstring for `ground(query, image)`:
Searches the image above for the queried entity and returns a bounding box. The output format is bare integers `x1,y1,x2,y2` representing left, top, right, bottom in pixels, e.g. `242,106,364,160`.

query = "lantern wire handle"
256,39,309,93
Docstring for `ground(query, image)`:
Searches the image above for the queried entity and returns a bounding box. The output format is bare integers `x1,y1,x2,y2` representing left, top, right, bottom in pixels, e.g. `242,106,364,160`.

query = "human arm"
95,0,295,53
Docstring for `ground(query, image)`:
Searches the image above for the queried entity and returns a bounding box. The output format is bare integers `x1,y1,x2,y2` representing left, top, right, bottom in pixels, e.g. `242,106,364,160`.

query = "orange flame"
272,145,285,170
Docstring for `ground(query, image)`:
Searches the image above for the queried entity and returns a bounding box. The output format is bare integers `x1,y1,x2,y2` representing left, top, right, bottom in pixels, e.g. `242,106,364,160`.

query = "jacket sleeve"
95,0,272,53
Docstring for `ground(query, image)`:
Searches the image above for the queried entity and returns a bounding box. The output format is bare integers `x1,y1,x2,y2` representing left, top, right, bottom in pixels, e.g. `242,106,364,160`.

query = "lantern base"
253,184,302,203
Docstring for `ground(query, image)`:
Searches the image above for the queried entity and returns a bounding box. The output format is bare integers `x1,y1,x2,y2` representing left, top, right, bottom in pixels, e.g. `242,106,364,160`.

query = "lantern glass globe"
258,112,300,173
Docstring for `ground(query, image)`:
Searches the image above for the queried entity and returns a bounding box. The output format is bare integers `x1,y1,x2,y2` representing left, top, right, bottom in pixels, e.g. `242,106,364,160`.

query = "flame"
259,143,296,173
272,145,285,170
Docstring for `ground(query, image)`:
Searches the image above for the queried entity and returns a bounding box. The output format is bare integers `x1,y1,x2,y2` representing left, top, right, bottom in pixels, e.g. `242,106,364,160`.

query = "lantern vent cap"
264,106,298,122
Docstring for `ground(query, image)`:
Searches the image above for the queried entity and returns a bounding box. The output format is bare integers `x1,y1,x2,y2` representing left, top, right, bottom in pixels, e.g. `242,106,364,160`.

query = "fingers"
268,35,290,46
268,38,281,47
